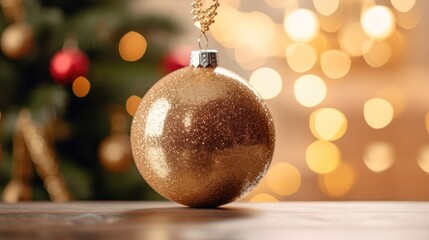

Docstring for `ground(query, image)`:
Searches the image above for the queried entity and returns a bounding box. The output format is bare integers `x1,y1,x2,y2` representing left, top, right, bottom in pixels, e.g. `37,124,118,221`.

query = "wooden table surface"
0,202,428,240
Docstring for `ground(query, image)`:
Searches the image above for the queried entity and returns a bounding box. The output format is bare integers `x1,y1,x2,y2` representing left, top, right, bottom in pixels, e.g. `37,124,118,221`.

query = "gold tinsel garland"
2,110,71,202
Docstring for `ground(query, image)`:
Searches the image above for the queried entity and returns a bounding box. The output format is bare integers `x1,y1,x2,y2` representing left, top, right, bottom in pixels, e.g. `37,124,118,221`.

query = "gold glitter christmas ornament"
130,1,275,208
1,23,34,59
131,50,275,207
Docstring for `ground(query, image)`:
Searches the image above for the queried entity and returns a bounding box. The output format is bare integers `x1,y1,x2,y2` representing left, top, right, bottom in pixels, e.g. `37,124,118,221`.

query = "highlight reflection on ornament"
131,51,275,207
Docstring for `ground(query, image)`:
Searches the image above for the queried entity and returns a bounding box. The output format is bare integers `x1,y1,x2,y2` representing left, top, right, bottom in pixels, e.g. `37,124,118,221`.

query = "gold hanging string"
198,32,209,50
191,0,219,49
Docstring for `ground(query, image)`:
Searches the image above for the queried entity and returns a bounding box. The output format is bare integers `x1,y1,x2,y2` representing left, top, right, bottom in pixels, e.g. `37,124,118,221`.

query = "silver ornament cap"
190,49,218,68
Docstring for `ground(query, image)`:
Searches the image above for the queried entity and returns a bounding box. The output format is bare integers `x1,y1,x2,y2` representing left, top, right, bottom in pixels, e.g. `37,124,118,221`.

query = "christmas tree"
0,0,183,201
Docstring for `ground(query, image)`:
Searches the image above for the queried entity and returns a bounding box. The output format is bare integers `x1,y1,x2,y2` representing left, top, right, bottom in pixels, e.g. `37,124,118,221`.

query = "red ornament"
49,48,90,84
162,45,190,73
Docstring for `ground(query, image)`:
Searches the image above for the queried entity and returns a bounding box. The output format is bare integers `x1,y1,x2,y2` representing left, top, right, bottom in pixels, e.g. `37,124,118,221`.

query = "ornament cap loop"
190,49,218,68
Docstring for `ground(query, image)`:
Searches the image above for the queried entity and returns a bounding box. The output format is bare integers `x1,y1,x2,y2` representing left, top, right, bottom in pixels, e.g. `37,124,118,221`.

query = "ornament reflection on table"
130,0,275,208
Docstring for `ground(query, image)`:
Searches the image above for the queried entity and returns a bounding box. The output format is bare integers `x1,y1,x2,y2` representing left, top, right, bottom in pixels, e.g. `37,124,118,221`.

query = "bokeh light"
318,11,343,33
319,162,356,197
72,76,91,98
313,0,340,16
363,40,392,68
234,47,266,70
391,0,415,13
294,74,327,107
395,7,421,30
311,34,330,53
236,11,276,57
363,142,395,173
286,43,317,73
417,145,429,174
266,162,301,196
339,21,369,57
0,23,34,60
320,50,351,79
126,95,142,116
364,98,394,129
310,108,347,141
378,86,407,118
210,4,242,48
249,67,282,100
250,193,278,202
361,5,396,40
118,31,147,62
306,140,341,174
284,9,320,42
271,24,292,57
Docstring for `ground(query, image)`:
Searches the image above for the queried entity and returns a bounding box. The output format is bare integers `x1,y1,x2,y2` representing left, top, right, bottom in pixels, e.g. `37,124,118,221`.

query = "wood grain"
0,202,428,240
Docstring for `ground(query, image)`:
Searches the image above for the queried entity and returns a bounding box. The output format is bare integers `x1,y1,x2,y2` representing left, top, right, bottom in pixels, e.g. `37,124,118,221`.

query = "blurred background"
0,0,428,202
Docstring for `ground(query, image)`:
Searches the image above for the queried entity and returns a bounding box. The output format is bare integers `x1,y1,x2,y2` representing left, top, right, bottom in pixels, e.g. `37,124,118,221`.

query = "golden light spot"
363,142,395,173
310,108,347,141
286,43,317,73
417,145,429,174
362,40,392,68
249,67,282,100
362,0,377,10
236,11,276,57
377,86,406,118
364,98,394,129
306,140,341,174
320,50,351,79
395,7,421,30
339,21,369,57
319,162,356,197
250,193,278,202
126,95,142,116
313,0,339,16
391,0,415,13
311,34,330,53
361,5,396,40
266,162,301,196
234,47,266,70
294,74,327,107
72,76,91,98
318,11,343,33
270,24,292,57
118,31,147,62
0,23,34,59
211,4,242,48
284,9,320,42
